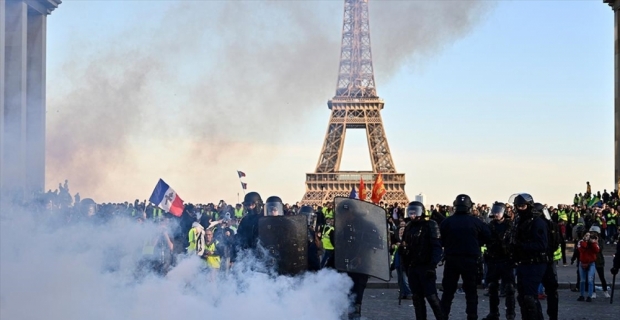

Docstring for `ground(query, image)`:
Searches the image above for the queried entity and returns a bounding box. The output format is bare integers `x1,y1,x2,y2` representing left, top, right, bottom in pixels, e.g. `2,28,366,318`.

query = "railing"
305,172,405,183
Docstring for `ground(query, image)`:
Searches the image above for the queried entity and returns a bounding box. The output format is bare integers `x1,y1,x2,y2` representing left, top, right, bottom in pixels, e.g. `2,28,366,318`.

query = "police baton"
611,273,616,304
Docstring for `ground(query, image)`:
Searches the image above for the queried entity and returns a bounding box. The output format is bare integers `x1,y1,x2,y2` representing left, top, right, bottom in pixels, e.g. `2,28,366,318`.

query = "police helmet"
406,201,426,218
589,226,601,234
243,192,263,207
264,196,283,216
513,193,534,206
490,202,506,219
453,194,473,213
513,193,534,210
533,202,551,220
299,205,314,224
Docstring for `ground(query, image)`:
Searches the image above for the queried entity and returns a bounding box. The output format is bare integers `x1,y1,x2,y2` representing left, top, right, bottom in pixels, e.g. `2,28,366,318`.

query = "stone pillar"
26,12,46,198
0,0,5,197
616,7,620,192
608,0,620,192
1,0,60,204
2,0,28,203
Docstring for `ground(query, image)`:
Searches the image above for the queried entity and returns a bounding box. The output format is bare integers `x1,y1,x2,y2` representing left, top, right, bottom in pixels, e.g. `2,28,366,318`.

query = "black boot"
348,303,361,320
426,294,445,320
486,282,500,320
504,283,516,320
522,295,539,320
412,294,427,319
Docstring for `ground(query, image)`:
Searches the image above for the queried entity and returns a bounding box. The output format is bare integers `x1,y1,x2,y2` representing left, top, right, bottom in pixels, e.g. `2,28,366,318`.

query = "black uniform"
402,217,444,320
509,195,548,320
536,204,560,320
440,195,491,320
231,192,263,264
484,218,516,320
307,227,321,271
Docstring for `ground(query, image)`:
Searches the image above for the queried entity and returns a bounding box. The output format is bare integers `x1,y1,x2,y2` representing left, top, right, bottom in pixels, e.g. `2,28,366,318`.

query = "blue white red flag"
237,170,246,178
349,185,358,199
149,179,184,217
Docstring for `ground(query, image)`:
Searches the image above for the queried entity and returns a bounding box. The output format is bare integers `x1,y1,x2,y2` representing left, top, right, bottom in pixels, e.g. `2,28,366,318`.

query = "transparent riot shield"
333,197,390,281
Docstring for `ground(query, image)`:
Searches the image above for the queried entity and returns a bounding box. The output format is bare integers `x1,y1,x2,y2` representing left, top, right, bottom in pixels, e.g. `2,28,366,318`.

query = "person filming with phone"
577,231,601,302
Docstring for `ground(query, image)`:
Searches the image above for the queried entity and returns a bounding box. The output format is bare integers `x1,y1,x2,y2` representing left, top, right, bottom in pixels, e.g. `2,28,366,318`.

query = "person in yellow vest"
187,222,206,256
234,203,244,219
203,229,223,271
137,217,174,277
319,217,335,269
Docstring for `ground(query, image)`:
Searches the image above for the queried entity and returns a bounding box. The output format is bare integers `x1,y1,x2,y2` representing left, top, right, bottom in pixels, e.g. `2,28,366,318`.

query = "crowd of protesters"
7,181,619,301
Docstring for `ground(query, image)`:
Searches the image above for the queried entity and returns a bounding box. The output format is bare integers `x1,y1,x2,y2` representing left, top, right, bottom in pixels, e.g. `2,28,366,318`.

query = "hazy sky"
44,0,614,206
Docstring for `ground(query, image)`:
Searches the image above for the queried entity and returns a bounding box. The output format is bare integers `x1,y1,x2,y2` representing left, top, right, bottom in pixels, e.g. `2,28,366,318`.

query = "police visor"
490,203,505,218
406,205,424,218
264,202,283,216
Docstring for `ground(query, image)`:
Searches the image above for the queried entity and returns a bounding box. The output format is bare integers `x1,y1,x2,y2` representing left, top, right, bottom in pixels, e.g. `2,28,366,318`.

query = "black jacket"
440,212,491,258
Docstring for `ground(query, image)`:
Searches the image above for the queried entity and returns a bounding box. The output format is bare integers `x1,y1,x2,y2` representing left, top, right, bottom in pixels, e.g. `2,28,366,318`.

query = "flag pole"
237,170,246,195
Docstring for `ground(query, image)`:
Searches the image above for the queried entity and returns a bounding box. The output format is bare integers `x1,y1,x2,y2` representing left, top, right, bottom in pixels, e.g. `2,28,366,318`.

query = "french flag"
149,179,184,217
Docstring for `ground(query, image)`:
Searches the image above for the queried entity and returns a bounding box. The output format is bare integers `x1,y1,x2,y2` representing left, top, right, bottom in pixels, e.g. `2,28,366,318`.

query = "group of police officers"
198,191,613,320
398,193,564,320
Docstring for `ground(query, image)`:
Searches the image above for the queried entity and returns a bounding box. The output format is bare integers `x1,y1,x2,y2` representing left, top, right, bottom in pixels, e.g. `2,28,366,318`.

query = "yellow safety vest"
553,247,562,261
188,228,200,252
235,208,244,219
204,241,220,269
324,209,334,219
153,208,163,220
142,243,155,255
322,226,334,250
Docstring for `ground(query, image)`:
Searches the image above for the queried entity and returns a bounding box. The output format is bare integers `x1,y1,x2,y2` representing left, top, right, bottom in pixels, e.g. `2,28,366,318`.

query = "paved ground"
361,288,620,320
359,245,619,319
368,245,618,290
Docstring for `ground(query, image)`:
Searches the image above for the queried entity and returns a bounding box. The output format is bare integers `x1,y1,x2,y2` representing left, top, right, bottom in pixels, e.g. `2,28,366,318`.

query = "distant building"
414,193,426,207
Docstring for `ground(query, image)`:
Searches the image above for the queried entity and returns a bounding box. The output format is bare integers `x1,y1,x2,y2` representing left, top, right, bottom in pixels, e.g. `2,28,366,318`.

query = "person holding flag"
149,179,184,216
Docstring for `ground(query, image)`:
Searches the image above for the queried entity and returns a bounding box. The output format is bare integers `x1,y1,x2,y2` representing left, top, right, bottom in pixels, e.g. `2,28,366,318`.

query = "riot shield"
333,197,390,281
257,215,308,275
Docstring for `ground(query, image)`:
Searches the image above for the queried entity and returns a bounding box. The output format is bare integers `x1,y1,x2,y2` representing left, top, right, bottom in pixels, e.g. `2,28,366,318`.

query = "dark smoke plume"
46,1,494,201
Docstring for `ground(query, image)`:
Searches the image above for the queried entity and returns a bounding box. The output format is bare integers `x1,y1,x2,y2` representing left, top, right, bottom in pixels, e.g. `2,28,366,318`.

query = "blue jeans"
397,264,411,297
321,249,334,269
579,262,595,297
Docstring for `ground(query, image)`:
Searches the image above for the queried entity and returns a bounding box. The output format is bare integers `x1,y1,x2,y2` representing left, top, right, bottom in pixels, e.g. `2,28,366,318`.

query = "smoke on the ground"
0,207,352,319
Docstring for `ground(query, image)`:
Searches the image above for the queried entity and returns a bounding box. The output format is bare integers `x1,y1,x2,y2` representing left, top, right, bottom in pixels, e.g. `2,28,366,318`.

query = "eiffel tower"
301,0,408,206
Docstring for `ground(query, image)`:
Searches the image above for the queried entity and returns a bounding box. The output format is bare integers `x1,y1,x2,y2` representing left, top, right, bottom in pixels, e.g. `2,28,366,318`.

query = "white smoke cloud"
0,208,352,320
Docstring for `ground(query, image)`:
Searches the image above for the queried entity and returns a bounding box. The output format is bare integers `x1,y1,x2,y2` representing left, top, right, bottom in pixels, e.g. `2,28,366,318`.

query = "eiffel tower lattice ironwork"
301,0,408,206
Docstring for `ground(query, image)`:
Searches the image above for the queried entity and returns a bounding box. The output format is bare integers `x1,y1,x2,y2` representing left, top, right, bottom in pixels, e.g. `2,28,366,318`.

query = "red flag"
371,173,386,204
359,177,366,201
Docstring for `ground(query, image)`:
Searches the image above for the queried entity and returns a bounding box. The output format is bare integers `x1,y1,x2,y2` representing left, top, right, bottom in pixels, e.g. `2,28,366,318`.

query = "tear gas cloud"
0,208,352,319
45,0,494,202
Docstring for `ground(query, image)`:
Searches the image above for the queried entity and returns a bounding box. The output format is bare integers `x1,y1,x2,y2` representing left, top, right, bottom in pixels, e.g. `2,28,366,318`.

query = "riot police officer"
402,201,444,320
534,202,560,320
440,194,491,320
508,194,548,320
299,205,321,271
482,202,515,320
231,192,263,264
